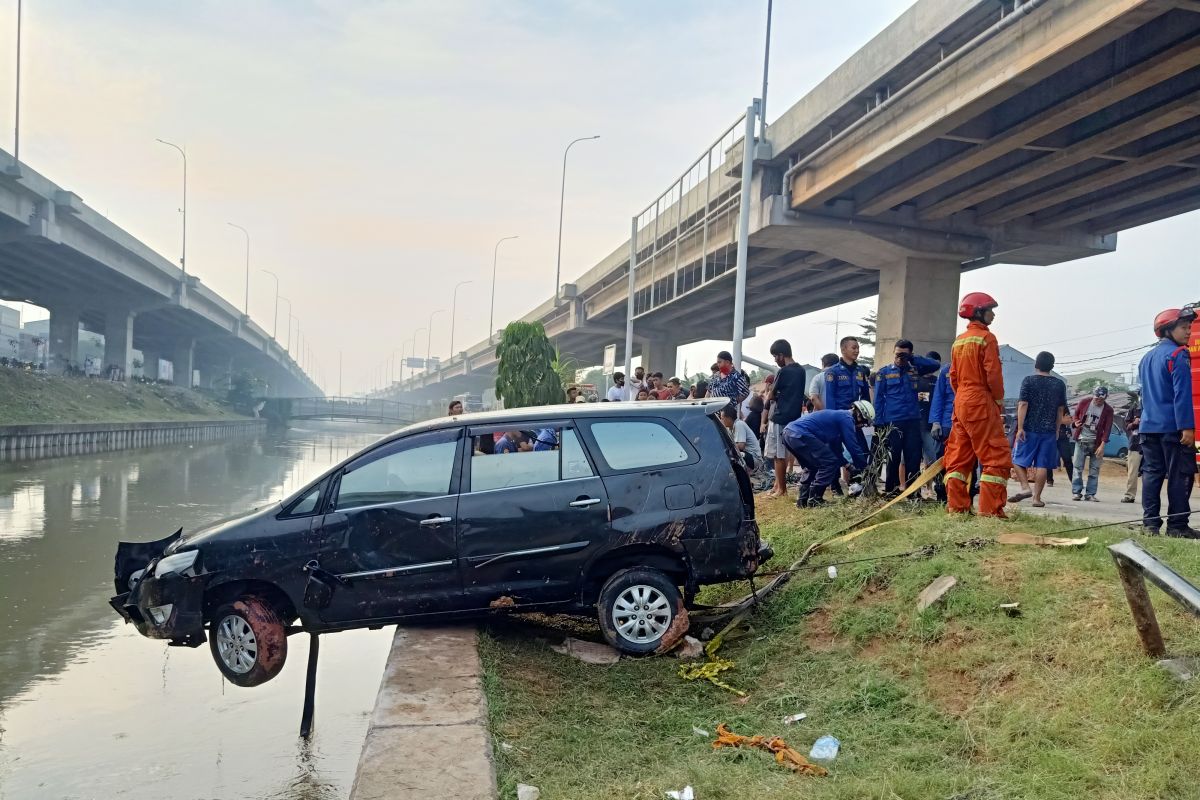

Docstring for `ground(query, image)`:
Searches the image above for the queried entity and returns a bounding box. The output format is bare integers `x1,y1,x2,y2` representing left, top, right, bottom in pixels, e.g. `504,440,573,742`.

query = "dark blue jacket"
873,357,941,424
929,363,955,431
1137,338,1194,434
822,360,871,411
783,410,868,471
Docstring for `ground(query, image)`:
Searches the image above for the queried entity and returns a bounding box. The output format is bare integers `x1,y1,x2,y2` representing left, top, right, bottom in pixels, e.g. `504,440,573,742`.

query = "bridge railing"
288,396,422,423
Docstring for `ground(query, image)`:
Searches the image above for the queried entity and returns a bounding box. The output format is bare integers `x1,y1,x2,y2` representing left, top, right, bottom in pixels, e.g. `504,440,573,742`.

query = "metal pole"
761,0,773,138
156,139,188,279
489,235,518,344
451,280,472,357
227,222,250,315
412,328,426,376
278,296,292,352
554,136,599,304
338,351,342,396
624,216,637,395
13,0,21,165
731,100,759,367
260,269,279,339
427,310,445,367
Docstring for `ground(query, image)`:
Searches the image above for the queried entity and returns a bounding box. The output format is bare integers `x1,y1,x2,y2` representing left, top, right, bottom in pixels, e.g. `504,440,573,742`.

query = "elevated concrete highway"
394,0,1200,403
0,150,319,396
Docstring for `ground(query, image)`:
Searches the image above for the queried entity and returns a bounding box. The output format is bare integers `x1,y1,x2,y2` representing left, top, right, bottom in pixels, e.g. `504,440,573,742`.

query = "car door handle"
420,516,453,526
569,498,601,508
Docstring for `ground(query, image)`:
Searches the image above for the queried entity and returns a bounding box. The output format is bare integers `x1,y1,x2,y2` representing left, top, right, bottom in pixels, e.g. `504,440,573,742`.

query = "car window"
336,439,457,509
469,426,592,491
286,484,322,516
589,420,689,470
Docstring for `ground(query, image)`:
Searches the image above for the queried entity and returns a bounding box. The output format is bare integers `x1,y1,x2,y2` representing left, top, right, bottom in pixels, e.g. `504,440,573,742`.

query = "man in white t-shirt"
721,405,764,474
808,353,838,411
606,372,629,402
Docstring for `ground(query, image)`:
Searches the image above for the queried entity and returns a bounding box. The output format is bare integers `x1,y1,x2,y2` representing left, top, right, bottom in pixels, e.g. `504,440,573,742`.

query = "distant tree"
495,322,564,408
227,370,263,414
1076,377,1105,394
858,310,877,370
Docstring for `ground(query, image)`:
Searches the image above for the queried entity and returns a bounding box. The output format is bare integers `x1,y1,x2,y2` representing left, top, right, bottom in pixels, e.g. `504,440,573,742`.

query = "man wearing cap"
1070,385,1114,501
707,350,749,409
1137,306,1196,537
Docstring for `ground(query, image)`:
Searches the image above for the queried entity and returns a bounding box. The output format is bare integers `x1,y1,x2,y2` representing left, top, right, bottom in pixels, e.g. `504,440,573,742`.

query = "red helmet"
958,292,998,320
1153,307,1197,337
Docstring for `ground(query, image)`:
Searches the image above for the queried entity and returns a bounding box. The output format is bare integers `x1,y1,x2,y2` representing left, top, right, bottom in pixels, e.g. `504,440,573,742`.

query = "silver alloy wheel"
611,584,672,645
215,614,258,674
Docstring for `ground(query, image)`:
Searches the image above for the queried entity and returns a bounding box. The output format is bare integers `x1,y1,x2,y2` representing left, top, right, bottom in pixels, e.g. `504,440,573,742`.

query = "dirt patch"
805,608,840,652
925,667,982,716
979,552,1024,592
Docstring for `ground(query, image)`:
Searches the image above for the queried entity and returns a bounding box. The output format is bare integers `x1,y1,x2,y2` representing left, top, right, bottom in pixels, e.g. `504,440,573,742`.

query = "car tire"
1117,448,1128,459
597,568,682,655
209,596,287,687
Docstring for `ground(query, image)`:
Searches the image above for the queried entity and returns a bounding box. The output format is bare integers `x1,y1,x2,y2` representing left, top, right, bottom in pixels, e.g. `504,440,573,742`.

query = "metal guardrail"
1108,538,1200,658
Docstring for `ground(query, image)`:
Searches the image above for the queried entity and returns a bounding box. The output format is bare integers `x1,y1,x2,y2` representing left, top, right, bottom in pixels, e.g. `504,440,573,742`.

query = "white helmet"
851,400,875,425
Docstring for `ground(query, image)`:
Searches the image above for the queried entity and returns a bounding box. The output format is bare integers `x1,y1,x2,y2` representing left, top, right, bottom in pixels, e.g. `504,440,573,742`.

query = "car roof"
394,397,730,438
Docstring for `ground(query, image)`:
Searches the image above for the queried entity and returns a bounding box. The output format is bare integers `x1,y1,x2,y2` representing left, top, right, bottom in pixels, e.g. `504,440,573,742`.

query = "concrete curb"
350,625,498,800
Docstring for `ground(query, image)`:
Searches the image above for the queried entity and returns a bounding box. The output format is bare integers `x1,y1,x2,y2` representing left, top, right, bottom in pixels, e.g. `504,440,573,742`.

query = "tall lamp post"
489,235,518,344
278,296,293,353
227,222,251,315
554,135,600,304
426,310,445,369
450,280,472,358
11,0,21,171
260,269,280,340
155,139,188,279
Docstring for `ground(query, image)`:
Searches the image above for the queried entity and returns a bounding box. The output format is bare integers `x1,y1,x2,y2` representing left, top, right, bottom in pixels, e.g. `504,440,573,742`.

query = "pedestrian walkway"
351,625,496,800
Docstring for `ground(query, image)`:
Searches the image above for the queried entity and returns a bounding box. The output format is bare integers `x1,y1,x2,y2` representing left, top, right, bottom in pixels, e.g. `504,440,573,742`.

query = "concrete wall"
0,419,266,462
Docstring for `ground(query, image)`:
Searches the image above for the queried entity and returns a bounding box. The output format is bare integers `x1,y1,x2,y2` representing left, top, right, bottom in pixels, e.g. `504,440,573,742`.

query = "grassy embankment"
481,496,1200,800
0,368,248,424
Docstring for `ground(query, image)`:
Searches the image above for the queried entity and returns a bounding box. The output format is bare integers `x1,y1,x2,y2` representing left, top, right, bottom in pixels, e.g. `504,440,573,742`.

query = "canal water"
0,423,398,800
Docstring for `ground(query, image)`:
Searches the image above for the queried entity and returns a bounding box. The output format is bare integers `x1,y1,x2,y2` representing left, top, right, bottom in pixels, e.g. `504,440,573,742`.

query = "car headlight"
148,604,174,625
154,550,199,578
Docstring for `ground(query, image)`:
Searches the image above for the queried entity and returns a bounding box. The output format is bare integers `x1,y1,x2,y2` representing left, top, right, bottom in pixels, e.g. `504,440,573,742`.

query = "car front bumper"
110,532,206,646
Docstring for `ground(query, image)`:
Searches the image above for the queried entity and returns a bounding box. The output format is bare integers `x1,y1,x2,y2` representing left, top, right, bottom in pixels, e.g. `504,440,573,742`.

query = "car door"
456,423,609,607
312,428,464,624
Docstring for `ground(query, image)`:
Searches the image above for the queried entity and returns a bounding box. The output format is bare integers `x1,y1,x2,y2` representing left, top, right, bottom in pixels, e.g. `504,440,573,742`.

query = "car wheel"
1117,448,1128,459
209,596,287,687
597,568,682,655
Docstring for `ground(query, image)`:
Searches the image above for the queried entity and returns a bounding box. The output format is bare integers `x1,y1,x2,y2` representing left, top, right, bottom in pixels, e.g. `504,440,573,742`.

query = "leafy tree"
227,369,263,414
552,348,578,394
495,321,564,408
858,310,877,370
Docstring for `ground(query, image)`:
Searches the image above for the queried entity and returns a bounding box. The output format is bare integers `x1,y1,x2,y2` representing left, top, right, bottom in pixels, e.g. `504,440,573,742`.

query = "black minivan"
110,398,769,686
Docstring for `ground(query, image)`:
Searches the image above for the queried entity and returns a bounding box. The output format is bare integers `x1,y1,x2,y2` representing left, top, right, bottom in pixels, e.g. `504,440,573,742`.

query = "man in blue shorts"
1010,351,1067,507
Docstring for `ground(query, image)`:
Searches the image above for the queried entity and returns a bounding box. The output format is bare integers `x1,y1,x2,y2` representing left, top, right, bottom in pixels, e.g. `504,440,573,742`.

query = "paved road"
1009,457,1177,529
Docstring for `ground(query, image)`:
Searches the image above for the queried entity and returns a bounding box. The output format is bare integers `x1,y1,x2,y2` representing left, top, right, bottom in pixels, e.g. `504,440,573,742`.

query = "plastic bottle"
809,734,840,761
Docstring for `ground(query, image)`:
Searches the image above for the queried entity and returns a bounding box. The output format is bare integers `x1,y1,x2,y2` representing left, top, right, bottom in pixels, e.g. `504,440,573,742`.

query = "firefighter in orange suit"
944,292,1012,517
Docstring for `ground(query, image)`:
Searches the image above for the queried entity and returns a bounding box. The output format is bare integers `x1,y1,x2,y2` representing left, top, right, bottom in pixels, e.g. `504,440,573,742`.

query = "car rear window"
588,420,689,470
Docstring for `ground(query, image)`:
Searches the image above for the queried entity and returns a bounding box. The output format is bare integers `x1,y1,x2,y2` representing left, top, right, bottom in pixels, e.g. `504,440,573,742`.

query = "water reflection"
0,422,395,799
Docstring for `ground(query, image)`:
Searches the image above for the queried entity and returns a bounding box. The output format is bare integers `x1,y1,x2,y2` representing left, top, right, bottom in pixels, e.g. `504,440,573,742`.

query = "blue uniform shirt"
823,360,871,411
873,356,940,425
1137,338,1194,434
783,410,868,471
929,363,955,431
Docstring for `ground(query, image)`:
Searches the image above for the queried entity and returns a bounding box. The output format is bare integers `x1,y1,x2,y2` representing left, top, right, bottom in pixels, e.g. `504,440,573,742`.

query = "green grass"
0,368,248,424
480,498,1200,800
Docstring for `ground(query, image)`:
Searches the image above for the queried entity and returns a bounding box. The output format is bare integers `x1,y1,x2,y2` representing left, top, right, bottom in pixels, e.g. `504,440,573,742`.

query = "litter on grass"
713,723,829,777
997,532,1089,547
665,786,695,800
516,784,541,800
809,735,840,762
783,713,808,725
916,575,958,612
550,637,621,665
692,725,712,738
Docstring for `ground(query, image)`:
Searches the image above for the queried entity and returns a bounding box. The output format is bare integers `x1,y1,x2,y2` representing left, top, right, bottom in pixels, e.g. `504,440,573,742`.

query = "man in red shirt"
1070,385,1114,501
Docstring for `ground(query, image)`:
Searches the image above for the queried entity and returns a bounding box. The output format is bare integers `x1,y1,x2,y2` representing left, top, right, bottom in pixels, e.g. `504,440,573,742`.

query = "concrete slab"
350,625,497,800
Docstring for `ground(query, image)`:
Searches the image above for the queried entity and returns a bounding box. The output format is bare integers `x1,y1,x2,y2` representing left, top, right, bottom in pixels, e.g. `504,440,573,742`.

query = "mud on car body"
110,398,771,686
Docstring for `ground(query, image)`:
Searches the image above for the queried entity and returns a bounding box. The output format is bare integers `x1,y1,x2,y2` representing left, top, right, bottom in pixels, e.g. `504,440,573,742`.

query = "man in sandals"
1010,351,1067,507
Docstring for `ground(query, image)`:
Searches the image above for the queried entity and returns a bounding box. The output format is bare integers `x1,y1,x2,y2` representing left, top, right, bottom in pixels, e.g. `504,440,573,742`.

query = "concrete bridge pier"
140,348,163,381
873,256,961,360
47,305,81,372
103,308,135,380
172,339,195,388
643,338,680,378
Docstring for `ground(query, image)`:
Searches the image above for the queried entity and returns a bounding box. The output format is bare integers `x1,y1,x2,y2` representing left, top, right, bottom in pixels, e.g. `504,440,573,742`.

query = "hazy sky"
1,1,1195,393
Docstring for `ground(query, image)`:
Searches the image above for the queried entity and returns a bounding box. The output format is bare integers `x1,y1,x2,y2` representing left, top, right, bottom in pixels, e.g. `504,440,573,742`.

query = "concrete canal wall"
0,419,266,461
351,626,496,800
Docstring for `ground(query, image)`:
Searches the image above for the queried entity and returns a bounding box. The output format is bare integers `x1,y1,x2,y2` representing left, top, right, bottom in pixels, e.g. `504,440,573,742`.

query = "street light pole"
13,0,21,167
227,222,250,315
489,235,518,344
411,328,426,379
427,310,445,368
554,135,599,304
450,280,472,358
260,269,280,340
155,139,188,279
761,0,773,138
